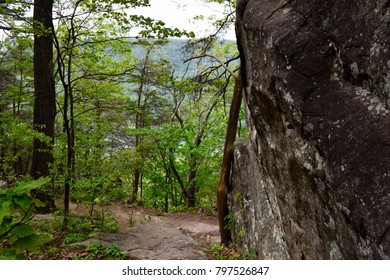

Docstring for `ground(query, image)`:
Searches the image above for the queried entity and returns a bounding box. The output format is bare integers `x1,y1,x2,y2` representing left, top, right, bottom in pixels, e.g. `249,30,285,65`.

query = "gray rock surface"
73,220,207,260
230,0,390,259
0,180,9,189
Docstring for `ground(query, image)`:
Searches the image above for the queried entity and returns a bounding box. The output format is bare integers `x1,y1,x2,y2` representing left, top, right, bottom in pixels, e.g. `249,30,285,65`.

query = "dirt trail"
71,203,220,260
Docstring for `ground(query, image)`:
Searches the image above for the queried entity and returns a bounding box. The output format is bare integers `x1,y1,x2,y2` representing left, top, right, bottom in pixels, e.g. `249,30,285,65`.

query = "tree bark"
217,75,242,245
31,0,56,212
187,170,197,208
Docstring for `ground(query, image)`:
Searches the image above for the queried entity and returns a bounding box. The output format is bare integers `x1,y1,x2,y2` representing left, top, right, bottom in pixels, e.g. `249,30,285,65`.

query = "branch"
71,105,137,120
210,10,236,39
0,25,11,30
171,93,185,129
73,36,135,48
70,67,136,84
168,150,189,199
184,54,238,80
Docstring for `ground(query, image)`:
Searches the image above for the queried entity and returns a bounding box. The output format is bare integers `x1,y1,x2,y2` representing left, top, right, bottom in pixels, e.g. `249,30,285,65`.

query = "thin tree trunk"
63,40,76,229
63,91,75,229
217,75,242,245
131,168,140,203
131,50,148,203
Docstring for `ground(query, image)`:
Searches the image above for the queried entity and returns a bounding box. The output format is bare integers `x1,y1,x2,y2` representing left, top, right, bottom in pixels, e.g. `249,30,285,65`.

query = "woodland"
0,0,243,259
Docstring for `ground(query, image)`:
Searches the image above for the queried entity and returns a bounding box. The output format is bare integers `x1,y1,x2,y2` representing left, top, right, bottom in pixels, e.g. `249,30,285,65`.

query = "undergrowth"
206,243,242,260
204,242,258,260
27,210,129,260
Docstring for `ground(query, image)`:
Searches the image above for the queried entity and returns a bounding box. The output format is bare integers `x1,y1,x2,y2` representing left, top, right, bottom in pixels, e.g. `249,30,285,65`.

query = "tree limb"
0,25,11,30
184,54,238,80
168,151,189,199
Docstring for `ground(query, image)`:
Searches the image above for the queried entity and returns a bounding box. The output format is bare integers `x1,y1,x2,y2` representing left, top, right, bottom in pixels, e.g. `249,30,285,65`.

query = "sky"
128,0,236,39
0,0,236,40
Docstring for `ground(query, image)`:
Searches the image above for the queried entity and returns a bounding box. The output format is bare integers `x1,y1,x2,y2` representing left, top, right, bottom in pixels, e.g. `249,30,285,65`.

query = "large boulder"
230,0,390,259
71,220,208,260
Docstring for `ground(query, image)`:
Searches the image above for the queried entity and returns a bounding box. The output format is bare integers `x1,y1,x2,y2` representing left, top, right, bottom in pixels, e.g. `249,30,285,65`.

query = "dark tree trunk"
31,0,56,212
186,168,197,208
131,168,140,203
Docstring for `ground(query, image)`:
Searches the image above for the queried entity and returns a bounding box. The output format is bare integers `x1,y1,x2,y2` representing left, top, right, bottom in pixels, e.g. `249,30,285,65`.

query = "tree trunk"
63,90,75,229
131,168,140,203
186,167,197,208
31,0,56,213
217,75,242,245
131,51,147,204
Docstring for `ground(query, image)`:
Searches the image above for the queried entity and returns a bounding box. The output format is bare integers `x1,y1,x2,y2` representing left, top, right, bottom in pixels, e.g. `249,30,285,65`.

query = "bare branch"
210,10,236,39
184,54,238,80
0,25,11,30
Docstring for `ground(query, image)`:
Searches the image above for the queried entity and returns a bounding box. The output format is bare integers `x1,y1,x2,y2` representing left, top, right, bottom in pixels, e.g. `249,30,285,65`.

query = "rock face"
230,0,390,259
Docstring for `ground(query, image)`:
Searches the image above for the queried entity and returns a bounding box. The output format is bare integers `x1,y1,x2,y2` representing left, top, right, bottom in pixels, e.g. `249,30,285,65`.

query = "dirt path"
71,203,220,260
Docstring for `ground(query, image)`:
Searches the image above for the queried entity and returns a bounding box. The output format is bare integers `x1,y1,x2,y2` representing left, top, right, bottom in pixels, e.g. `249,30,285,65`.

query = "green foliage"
207,242,257,260
91,210,120,233
64,233,90,244
246,249,258,260
0,0,247,260
52,209,119,240
0,178,50,259
224,212,235,231
130,15,195,39
235,192,244,203
1,35,241,213
84,242,129,260
2,0,241,241
237,228,245,238
208,243,242,260
0,35,35,181
209,243,227,260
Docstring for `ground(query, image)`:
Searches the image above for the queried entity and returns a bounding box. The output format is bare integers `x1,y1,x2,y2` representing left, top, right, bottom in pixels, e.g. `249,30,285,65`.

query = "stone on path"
72,220,207,260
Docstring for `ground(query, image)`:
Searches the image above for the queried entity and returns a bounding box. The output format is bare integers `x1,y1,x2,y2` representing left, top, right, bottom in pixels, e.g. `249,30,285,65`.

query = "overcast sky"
129,0,236,39
0,0,235,40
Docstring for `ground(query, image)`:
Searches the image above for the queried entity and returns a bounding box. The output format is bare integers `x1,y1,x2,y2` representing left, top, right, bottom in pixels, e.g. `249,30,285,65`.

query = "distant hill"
132,39,236,77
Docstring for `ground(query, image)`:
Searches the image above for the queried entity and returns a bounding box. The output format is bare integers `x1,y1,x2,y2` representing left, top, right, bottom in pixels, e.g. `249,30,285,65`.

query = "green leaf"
12,195,33,211
17,177,50,192
0,248,26,260
0,201,12,224
13,234,42,252
30,197,45,208
11,224,34,238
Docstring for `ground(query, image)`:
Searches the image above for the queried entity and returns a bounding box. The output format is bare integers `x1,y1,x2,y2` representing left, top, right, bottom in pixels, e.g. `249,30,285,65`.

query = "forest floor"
28,202,247,260
54,203,223,259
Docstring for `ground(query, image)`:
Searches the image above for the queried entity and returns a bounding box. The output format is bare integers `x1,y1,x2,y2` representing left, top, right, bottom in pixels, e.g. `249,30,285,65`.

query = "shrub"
0,177,50,259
